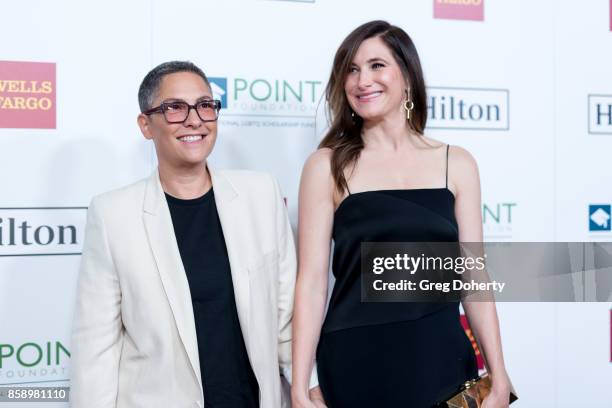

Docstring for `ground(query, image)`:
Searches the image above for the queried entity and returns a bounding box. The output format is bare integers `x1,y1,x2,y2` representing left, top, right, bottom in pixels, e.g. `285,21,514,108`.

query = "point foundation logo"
589,204,611,232
209,77,228,109
209,75,323,129
0,61,56,129
0,340,70,385
211,75,322,117
434,0,484,21
483,202,517,239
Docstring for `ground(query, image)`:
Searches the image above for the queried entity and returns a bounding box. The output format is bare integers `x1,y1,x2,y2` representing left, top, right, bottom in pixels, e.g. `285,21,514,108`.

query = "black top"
166,189,259,408
322,145,459,333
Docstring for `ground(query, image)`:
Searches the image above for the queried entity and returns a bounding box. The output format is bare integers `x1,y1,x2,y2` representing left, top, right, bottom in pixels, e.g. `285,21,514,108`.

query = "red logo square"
0,61,56,129
434,0,484,21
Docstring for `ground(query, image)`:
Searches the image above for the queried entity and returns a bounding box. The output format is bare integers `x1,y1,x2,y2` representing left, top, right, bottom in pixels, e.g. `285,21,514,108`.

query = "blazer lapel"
142,170,202,392
209,168,252,350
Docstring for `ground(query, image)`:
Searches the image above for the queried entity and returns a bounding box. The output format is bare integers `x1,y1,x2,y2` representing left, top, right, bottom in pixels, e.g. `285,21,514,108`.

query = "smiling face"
344,36,408,124
137,71,217,170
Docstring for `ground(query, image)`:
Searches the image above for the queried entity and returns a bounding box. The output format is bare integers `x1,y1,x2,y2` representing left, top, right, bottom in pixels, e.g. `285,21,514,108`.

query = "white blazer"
71,168,301,408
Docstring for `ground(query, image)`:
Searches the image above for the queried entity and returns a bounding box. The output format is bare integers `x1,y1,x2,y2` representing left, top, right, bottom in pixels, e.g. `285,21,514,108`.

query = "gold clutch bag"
437,373,518,408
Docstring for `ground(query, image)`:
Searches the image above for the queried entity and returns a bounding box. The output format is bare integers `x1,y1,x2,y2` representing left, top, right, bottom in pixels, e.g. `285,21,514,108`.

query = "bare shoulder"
302,147,333,179
449,145,478,170
300,148,336,205
447,145,480,192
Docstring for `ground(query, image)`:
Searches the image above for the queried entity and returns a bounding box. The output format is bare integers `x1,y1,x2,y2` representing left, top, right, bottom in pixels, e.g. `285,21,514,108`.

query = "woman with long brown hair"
291,21,511,407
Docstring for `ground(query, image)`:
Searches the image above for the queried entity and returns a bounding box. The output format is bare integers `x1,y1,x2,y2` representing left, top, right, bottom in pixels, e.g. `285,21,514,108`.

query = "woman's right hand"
291,386,328,408
292,397,328,408
308,386,328,408
291,393,317,408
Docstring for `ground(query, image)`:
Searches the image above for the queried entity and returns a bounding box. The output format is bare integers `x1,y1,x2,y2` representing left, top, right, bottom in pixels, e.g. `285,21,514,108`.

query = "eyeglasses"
143,99,221,123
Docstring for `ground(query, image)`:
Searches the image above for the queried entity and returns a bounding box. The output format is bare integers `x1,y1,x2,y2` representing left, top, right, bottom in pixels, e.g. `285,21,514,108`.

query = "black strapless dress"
316,188,478,408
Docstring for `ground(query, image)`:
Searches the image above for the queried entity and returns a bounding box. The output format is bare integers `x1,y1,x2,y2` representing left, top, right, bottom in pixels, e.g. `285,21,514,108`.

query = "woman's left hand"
481,384,511,408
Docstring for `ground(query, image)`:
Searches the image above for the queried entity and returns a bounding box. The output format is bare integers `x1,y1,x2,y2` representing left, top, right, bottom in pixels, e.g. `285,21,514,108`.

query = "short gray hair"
138,61,210,112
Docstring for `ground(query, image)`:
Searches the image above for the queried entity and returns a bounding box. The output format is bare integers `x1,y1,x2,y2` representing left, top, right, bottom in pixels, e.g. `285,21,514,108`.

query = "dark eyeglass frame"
143,99,222,123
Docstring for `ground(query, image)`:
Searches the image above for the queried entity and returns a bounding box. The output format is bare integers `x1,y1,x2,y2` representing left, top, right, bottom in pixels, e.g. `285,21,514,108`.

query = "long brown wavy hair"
319,20,428,194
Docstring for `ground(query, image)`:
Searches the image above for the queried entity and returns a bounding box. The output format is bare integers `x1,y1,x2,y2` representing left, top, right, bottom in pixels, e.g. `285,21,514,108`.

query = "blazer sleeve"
71,197,124,408
271,176,319,389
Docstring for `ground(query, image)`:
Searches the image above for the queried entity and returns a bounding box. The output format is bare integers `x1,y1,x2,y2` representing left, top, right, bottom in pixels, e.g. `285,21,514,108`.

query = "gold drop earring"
403,89,414,121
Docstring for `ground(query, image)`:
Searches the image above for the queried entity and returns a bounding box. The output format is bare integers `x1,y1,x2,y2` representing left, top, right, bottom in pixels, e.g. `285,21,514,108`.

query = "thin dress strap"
445,144,450,189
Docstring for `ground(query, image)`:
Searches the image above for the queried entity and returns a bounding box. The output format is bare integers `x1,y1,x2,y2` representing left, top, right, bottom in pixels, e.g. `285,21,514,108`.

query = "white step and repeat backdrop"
1,0,611,406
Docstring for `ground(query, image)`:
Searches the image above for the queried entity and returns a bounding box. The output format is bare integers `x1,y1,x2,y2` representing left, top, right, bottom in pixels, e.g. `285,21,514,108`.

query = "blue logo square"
208,77,227,109
589,204,611,231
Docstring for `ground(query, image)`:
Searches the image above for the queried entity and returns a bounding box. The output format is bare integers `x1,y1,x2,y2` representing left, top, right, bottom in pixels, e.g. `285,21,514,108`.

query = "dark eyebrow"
160,96,213,104
366,57,389,64
350,57,389,67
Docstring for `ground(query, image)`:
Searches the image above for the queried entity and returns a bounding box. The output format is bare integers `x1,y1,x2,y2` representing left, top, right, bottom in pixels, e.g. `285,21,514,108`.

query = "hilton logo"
0,207,87,257
434,0,484,21
0,61,56,129
588,94,612,134
427,87,509,130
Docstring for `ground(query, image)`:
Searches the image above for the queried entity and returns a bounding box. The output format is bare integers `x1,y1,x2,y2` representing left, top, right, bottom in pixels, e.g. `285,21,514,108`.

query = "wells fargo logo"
0,61,56,129
434,0,484,21
460,314,485,370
